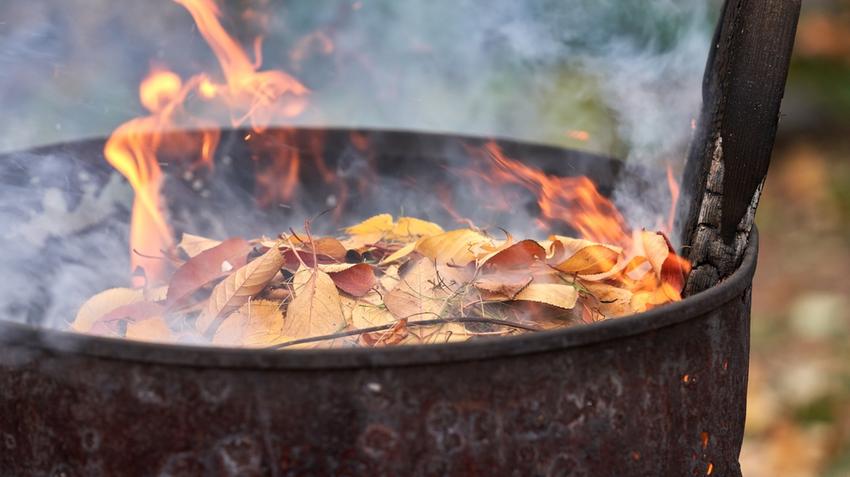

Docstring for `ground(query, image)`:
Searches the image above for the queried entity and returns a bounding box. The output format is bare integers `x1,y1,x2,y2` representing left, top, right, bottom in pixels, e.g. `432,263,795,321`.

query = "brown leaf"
177,233,223,258
325,263,376,297
88,301,165,337
416,229,493,266
166,237,251,308
212,299,287,347
583,283,634,317
281,267,346,339
474,274,533,300
552,240,621,275
73,287,143,332
125,318,173,343
513,283,578,310
480,239,546,270
293,236,348,261
384,258,452,320
197,246,285,336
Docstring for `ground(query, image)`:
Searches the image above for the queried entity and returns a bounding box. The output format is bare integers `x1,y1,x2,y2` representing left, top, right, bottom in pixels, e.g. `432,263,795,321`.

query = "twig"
269,317,542,349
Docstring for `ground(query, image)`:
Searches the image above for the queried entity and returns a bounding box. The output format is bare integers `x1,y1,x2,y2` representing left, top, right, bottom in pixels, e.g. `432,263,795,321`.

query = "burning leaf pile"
72,214,690,348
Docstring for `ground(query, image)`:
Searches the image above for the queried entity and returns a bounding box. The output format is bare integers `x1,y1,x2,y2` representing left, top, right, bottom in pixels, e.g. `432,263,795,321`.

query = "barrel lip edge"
0,228,758,370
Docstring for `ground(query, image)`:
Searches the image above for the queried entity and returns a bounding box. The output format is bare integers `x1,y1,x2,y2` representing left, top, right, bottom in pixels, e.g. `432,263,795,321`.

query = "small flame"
481,142,631,246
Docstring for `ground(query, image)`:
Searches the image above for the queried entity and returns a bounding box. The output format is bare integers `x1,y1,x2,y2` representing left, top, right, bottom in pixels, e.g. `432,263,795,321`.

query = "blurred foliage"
741,1,850,476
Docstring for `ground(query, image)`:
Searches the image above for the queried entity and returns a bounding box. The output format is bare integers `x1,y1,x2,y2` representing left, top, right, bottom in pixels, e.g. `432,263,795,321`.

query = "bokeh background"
0,1,847,475
741,1,850,475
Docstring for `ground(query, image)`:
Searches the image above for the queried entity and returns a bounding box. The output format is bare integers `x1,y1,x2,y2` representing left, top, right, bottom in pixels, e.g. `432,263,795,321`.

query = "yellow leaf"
72,288,143,332
125,318,172,343
384,258,452,320
380,241,418,265
345,213,394,236
416,229,493,266
514,283,578,310
197,246,285,336
282,267,346,339
553,241,621,275
178,233,222,258
213,299,287,347
351,302,396,330
391,217,444,238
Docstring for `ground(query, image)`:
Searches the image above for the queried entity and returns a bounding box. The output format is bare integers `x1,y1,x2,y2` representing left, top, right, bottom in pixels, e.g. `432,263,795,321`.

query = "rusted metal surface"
0,130,757,476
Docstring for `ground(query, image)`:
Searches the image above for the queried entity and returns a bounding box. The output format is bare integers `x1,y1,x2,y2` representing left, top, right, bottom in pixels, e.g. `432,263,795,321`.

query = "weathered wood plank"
678,0,800,295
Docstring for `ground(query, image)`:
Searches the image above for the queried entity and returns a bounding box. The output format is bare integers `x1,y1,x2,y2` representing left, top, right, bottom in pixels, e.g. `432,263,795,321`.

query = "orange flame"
106,0,312,283
174,0,309,131
104,69,218,283
481,142,631,246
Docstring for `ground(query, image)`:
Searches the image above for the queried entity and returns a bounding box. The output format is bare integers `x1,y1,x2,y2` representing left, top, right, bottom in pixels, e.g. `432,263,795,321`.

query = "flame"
105,0,312,283
104,69,218,283
174,0,309,132
481,142,631,246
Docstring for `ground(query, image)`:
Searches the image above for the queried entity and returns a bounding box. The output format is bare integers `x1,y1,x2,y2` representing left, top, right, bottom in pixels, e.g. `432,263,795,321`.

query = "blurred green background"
741,1,850,475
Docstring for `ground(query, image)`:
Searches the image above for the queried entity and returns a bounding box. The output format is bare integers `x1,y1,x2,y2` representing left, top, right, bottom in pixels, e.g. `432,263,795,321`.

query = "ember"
75,0,693,347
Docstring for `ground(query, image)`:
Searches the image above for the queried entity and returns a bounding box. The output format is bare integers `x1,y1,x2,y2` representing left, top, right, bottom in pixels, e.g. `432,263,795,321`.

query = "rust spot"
682,374,690,383
707,462,714,475
701,431,709,449
631,451,641,461
722,360,729,371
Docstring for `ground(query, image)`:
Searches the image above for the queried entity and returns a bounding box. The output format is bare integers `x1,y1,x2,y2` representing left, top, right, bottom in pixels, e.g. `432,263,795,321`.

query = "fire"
173,0,309,131
105,0,312,283
478,142,631,247
103,0,689,311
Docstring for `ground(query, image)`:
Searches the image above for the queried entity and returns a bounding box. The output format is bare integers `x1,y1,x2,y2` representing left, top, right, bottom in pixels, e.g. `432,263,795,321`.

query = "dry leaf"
640,231,670,278
583,283,634,317
417,229,493,266
282,267,346,339
178,233,223,258
213,299,286,347
553,242,621,275
293,236,348,261
391,217,444,238
166,237,251,308
479,239,546,270
474,274,533,300
126,318,173,343
197,246,285,336
380,241,417,264
326,263,376,297
384,258,452,320
514,283,578,310
73,288,143,332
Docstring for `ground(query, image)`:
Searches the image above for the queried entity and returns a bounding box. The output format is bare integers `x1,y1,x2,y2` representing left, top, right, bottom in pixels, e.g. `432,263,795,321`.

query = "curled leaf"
73,288,143,332
213,299,287,347
197,246,285,336
480,239,546,270
166,237,252,308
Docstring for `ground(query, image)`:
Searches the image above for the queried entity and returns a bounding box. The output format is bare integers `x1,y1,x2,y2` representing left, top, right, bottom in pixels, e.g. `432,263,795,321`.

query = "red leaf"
282,249,337,270
328,263,377,297
481,240,546,270
166,237,252,308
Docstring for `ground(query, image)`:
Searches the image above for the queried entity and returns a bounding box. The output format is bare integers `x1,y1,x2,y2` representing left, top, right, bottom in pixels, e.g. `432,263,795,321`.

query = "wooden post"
678,0,801,295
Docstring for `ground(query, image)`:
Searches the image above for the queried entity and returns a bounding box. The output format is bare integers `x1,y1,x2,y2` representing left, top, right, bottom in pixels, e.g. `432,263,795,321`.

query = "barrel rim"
0,129,759,370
